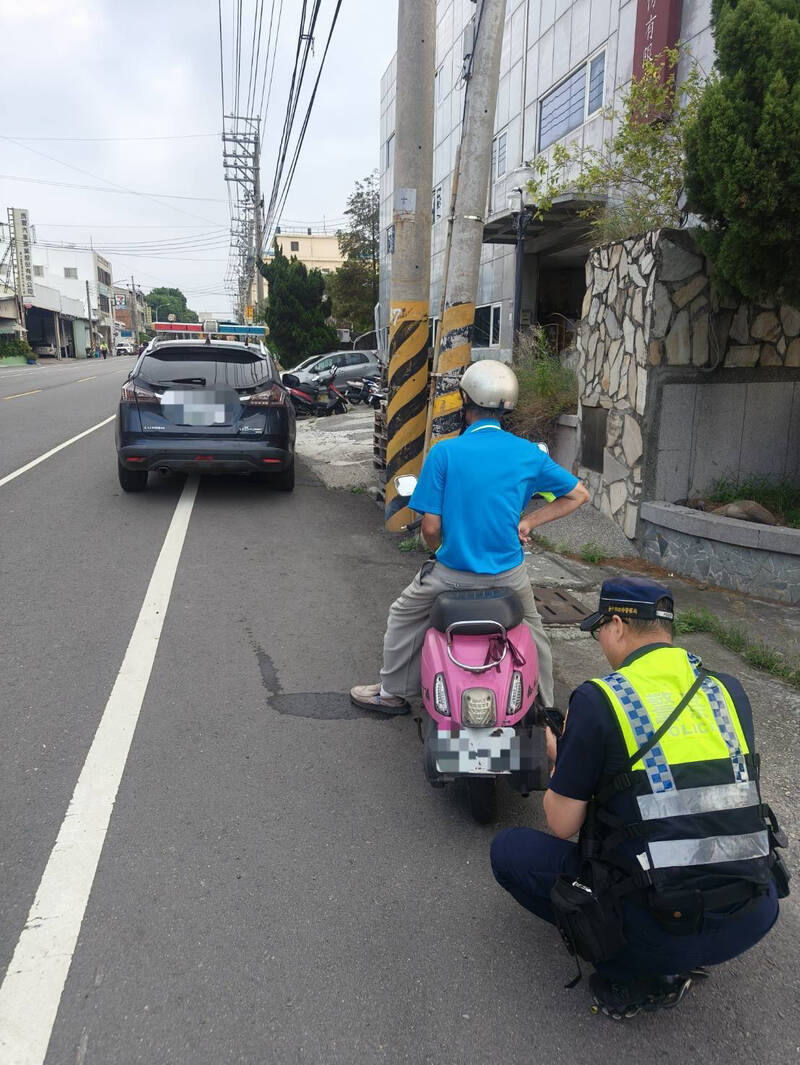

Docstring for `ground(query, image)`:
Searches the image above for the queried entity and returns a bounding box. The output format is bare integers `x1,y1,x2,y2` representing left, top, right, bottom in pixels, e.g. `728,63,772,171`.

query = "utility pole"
85,280,95,355
384,0,436,531
426,0,508,450
130,275,139,341
223,115,261,321
253,128,264,309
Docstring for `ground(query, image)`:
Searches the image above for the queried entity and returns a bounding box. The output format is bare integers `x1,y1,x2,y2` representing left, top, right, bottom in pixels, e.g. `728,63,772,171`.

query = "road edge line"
0,476,200,1065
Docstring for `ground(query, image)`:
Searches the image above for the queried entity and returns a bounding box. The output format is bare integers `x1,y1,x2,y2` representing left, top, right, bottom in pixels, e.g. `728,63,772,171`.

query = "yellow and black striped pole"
385,301,430,529
384,0,435,531
425,301,475,449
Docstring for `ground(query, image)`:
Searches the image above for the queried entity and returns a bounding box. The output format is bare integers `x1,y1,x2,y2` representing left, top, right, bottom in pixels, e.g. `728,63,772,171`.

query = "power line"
0,133,219,142
0,136,223,226
0,173,228,204
265,0,345,253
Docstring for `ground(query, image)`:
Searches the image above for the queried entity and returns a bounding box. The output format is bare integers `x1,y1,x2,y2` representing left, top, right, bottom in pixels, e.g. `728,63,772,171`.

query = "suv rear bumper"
118,437,292,473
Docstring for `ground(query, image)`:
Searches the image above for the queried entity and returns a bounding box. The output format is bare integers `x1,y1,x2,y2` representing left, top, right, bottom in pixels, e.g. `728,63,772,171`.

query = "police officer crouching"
491,577,789,1018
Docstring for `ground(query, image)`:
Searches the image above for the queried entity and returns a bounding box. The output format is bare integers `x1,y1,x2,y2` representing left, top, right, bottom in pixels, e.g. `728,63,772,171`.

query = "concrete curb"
641,501,800,555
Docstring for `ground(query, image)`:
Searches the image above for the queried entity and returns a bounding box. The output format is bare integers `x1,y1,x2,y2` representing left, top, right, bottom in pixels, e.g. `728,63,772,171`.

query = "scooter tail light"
244,384,286,406
462,688,497,728
507,671,524,715
433,673,450,716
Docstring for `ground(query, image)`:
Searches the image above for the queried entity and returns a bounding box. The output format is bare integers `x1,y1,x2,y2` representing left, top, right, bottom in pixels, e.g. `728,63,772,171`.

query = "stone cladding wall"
577,228,800,539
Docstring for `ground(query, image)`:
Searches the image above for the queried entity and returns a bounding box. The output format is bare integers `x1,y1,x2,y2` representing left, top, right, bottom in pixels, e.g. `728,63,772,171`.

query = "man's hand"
519,482,590,544
420,513,442,552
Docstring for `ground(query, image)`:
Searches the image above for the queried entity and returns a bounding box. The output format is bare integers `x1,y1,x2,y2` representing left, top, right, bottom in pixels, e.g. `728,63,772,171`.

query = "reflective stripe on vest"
637,779,760,820
649,830,769,869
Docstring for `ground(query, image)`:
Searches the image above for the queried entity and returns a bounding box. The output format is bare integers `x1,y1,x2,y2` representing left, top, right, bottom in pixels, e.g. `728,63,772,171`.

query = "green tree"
325,259,376,337
145,287,199,323
526,49,704,244
685,0,800,305
259,243,338,367
337,171,379,306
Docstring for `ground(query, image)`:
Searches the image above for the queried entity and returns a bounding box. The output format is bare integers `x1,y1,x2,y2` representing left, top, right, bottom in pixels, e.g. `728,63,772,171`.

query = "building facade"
379,0,713,359
31,244,115,349
0,218,96,356
112,283,151,346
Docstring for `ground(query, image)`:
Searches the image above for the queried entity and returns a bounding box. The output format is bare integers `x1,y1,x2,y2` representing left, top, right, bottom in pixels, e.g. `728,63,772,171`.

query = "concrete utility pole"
253,128,264,309
130,276,139,340
426,0,508,450
384,0,436,531
85,280,95,354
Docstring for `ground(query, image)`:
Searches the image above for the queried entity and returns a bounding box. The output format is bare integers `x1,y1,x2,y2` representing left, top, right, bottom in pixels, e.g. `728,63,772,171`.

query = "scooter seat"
429,587,523,634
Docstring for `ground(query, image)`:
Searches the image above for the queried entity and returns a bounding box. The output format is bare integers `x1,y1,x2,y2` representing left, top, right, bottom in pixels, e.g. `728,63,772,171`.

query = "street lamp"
508,186,534,338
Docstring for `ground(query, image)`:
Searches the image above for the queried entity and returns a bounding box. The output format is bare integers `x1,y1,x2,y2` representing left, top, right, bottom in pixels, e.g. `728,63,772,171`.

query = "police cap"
579,577,674,631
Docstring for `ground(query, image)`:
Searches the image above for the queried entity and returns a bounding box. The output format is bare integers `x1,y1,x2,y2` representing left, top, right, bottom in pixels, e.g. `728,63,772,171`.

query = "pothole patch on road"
248,630,392,722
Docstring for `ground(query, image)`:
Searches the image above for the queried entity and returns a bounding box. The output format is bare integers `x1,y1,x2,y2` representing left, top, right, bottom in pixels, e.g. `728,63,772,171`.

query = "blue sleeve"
548,682,616,801
528,447,579,500
408,444,446,516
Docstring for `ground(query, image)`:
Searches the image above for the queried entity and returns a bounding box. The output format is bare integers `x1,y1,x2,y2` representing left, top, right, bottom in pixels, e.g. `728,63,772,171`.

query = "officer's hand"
545,725,558,763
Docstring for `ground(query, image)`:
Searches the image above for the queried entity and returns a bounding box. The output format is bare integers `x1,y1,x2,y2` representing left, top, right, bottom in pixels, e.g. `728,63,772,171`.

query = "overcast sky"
0,0,393,317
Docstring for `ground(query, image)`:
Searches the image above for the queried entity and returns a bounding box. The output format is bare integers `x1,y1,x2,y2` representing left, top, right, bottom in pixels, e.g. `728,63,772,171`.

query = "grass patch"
675,607,800,688
707,475,800,529
506,327,578,447
579,542,607,565
350,485,367,494
527,532,557,551
397,536,420,552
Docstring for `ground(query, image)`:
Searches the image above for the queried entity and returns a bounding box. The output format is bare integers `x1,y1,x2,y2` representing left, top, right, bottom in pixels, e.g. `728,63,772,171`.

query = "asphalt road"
0,358,797,1065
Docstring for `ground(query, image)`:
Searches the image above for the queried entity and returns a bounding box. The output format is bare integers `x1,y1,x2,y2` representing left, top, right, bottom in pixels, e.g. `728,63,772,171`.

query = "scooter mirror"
537,441,550,455
394,474,418,498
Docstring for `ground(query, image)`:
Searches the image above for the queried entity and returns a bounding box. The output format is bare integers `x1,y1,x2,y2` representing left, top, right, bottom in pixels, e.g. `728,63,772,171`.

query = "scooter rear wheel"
467,777,496,824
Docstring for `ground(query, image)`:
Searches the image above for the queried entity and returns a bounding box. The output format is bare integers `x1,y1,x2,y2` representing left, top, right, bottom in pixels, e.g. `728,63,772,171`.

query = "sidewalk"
294,407,377,490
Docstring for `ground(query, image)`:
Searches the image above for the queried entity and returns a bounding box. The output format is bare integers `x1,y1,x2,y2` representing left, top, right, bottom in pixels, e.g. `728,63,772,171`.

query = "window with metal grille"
64,267,78,279
491,130,508,181
539,52,605,151
33,265,43,277
290,240,299,252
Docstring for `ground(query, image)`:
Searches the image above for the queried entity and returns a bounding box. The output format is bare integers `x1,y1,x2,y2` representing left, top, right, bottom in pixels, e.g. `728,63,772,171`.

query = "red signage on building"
152,321,202,332
633,0,683,80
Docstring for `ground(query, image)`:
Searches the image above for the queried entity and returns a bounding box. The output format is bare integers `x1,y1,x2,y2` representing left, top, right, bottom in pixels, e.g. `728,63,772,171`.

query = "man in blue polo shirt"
350,360,589,714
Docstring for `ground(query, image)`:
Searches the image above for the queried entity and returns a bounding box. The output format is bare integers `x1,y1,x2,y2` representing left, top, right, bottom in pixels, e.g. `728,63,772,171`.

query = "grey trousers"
380,560,554,706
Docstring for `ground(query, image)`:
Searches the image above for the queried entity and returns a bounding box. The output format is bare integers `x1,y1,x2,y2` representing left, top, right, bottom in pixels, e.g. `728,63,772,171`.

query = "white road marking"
0,476,200,1065
0,415,115,488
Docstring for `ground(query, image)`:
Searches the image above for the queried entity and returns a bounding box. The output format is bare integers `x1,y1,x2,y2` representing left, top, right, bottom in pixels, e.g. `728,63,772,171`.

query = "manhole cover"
534,588,589,626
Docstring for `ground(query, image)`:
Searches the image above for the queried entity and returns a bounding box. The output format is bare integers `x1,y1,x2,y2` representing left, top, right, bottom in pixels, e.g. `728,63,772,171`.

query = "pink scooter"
395,476,551,823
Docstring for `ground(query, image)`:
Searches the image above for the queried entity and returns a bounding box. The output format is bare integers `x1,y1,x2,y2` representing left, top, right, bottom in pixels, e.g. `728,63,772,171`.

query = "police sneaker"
589,972,701,1020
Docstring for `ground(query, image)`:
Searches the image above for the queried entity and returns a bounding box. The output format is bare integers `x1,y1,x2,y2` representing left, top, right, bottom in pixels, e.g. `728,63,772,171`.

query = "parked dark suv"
116,340,296,492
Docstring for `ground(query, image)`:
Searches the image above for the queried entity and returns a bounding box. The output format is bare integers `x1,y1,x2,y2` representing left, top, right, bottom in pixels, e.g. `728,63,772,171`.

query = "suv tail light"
121,380,160,403
243,384,285,406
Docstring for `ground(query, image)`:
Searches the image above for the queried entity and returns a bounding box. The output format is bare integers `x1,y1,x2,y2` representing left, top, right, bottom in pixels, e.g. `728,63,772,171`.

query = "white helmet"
459,359,519,411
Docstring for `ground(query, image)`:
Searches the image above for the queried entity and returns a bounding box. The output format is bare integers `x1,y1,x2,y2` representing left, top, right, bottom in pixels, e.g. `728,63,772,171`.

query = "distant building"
31,243,115,351
0,217,96,356
248,227,346,309
379,0,713,361
113,284,151,346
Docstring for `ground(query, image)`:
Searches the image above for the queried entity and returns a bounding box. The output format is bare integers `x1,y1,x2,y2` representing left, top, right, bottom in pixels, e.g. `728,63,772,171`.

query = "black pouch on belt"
550,861,627,965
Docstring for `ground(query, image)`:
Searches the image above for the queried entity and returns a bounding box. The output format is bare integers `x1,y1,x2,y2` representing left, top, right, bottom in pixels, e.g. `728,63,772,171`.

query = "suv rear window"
138,346,275,388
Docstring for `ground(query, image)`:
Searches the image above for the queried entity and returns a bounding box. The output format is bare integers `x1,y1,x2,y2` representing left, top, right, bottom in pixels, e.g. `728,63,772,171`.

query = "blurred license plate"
434,726,519,775
316,391,329,403
162,390,228,425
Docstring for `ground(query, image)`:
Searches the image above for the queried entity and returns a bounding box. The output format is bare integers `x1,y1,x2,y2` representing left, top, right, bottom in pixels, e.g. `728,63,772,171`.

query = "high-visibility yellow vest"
590,646,771,894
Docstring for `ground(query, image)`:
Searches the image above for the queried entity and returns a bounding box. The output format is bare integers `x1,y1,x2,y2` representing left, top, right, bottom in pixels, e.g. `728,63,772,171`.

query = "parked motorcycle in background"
282,367,349,417
342,374,383,407
394,475,552,823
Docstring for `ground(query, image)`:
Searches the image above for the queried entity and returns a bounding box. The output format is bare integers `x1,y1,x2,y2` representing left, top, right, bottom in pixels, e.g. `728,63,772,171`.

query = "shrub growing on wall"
685,0,800,305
